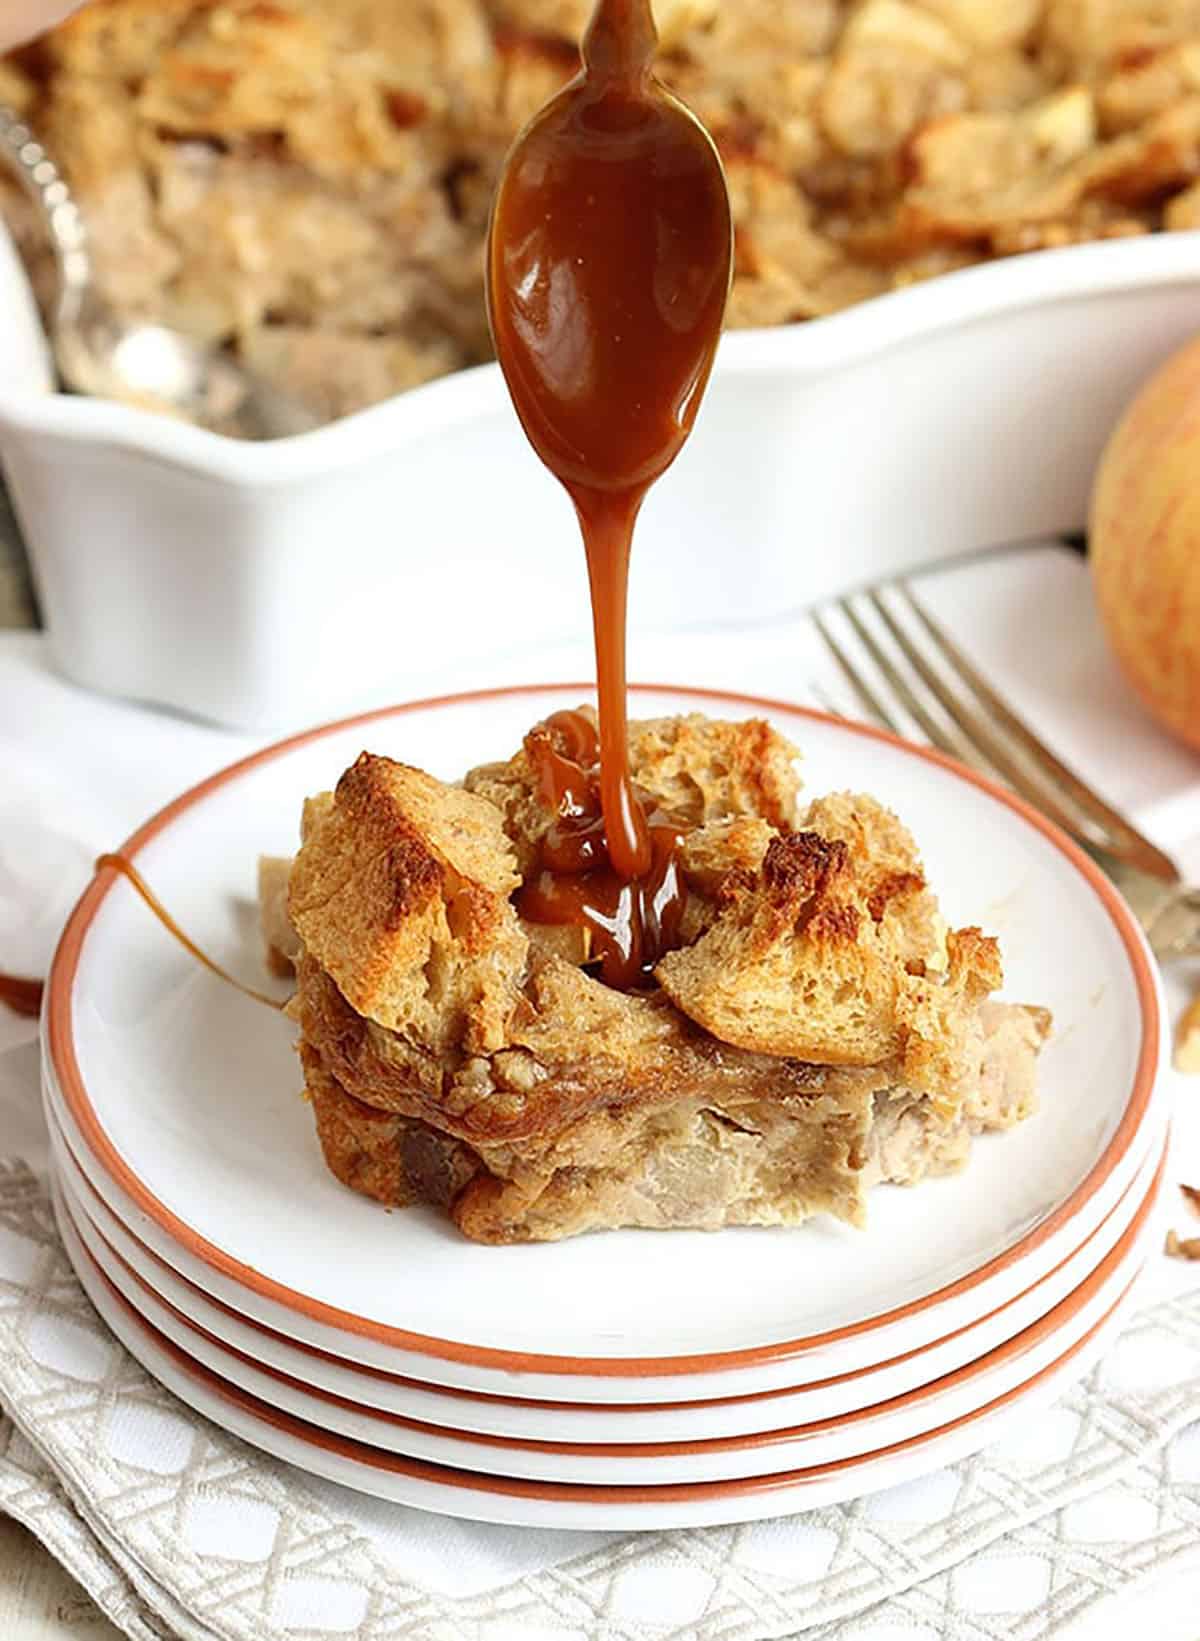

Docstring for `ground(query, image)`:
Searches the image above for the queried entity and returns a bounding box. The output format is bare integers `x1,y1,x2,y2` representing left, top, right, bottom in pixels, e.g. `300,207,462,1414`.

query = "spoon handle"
0,103,90,328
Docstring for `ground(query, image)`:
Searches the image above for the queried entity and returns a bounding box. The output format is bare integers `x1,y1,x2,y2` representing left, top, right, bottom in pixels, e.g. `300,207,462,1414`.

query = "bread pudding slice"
261,712,1050,1243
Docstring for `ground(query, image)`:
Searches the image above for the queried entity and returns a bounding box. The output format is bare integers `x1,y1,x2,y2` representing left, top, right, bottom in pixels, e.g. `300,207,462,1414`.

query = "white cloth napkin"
2,541,1200,1641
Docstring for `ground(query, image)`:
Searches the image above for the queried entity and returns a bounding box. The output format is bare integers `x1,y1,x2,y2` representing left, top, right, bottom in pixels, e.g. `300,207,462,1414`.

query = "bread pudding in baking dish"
260,711,1050,1244
8,0,1200,425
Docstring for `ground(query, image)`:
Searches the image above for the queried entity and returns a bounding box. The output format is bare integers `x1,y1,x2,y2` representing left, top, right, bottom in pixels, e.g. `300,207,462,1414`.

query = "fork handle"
1143,885,1200,962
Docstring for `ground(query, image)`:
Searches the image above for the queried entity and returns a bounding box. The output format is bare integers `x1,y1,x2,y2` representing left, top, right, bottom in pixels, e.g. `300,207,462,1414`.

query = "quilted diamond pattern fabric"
2,1161,1199,1641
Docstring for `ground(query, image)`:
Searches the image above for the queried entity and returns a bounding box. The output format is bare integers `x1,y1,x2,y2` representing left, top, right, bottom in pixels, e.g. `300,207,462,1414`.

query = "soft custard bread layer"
303,1001,1046,1243
262,712,1050,1244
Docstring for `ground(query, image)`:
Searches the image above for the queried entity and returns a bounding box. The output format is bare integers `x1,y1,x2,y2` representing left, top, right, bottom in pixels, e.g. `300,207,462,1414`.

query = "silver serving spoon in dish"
0,106,319,440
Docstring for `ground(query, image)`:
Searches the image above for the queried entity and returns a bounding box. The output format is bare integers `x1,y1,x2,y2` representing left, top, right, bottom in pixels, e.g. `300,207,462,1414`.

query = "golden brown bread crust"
289,753,527,1054
268,711,1048,1243
656,798,982,1069
799,790,943,965
658,828,895,1064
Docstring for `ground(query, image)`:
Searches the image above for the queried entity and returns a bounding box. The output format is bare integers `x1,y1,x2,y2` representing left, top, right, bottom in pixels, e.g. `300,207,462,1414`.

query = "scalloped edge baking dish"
1,228,1199,729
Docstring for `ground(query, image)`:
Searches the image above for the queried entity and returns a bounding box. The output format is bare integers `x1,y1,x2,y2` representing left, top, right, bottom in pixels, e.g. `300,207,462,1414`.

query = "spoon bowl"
485,9,732,499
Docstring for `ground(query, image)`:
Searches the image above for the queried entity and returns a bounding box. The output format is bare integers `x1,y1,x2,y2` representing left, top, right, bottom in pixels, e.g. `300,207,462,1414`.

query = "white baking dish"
2,228,1199,730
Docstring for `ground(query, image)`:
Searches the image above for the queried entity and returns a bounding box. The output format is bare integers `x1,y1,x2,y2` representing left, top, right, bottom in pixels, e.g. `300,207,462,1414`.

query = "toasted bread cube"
289,754,527,1053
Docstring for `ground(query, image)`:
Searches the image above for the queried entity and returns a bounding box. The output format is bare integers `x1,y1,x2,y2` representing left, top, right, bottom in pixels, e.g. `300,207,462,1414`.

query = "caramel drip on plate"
0,972,44,1018
96,853,282,1010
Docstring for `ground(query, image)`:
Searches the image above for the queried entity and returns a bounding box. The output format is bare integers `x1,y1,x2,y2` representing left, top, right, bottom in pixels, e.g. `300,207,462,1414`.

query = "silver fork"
810,579,1200,962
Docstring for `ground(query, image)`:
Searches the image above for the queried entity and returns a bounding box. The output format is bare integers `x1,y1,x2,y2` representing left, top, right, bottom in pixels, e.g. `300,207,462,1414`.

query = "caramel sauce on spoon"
487,0,731,982
1,856,282,1018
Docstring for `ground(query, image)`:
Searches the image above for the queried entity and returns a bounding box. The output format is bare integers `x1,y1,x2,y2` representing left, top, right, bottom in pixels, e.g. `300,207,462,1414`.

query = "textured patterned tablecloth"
1,1160,1199,1641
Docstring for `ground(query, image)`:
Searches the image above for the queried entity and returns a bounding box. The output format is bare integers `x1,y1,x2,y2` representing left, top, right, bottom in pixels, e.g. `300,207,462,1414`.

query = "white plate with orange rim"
41,684,1166,1404
47,1100,1167,1443
52,1173,1150,1528
52,1139,1164,1486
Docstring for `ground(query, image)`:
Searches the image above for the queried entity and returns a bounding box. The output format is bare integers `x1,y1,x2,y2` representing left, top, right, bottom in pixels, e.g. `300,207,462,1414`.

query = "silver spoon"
0,105,320,440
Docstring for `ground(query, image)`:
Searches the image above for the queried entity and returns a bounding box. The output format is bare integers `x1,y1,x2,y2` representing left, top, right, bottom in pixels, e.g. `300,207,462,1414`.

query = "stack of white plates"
41,686,1167,1530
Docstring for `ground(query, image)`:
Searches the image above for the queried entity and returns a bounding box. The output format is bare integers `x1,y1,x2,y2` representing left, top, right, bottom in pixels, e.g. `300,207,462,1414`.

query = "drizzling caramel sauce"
515,709,687,987
0,972,43,1018
487,0,731,970
2,858,282,1018
95,853,282,1010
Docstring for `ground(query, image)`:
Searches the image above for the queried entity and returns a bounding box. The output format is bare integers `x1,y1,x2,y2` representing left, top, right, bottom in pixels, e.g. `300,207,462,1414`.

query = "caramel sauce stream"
487,0,731,978
2,857,283,1019
95,853,282,1010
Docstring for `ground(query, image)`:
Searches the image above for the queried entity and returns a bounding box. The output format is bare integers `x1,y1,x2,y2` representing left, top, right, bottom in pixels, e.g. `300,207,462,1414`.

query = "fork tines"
812,580,1178,885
